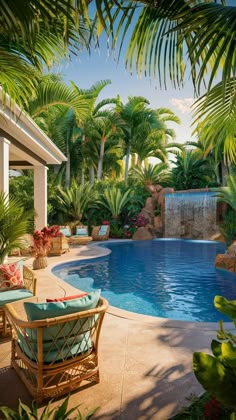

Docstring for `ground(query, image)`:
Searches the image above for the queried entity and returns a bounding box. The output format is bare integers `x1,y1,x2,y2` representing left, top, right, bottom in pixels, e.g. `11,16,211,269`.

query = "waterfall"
164,191,217,239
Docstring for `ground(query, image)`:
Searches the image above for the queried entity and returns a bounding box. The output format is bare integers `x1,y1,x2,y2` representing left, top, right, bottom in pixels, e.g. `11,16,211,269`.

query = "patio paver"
0,243,227,419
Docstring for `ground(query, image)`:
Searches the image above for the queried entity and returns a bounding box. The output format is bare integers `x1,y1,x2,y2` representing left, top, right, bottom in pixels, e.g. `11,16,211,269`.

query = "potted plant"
32,225,61,269
0,192,33,264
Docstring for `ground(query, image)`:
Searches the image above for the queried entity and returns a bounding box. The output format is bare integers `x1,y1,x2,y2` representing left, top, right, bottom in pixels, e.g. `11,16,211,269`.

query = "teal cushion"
18,330,92,363
99,225,108,235
21,291,101,363
24,290,101,321
0,289,33,307
76,227,88,236
59,227,71,237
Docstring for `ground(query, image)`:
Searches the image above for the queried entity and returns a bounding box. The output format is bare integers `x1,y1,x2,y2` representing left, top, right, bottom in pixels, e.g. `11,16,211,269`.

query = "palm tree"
115,96,152,180
91,1,236,158
131,107,181,166
70,80,118,182
129,163,169,186
0,1,90,105
170,149,216,190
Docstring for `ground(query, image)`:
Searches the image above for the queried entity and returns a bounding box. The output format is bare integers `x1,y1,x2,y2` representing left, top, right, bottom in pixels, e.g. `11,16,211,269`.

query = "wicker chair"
5,296,108,403
69,226,93,245
0,266,37,336
49,235,70,256
92,225,110,241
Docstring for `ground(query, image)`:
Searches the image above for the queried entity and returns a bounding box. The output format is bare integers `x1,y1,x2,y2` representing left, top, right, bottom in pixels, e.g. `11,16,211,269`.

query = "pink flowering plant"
123,215,148,239
102,220,110,225
33,225,62,257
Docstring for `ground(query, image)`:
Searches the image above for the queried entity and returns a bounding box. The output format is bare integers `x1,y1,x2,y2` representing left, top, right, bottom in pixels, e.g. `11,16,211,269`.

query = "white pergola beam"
0,137,10,194
34,166,48,230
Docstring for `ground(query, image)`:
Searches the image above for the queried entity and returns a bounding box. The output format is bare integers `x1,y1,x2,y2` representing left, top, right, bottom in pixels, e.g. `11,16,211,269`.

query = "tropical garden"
1,0,236,418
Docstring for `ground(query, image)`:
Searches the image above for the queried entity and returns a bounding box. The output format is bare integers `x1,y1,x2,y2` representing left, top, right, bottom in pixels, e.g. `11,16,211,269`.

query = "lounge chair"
69,225,93,245
0,265,37,336
5,293,108,402
92,225,110,241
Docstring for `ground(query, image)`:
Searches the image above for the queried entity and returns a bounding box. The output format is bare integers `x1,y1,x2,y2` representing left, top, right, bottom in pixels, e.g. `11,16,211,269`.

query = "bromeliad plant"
193,295,236,418
0,394,96,419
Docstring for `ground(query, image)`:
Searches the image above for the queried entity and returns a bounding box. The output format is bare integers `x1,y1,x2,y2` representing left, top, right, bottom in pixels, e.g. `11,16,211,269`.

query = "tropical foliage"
58,181,98,224
0,394,96,420
170,150,216,190
0,192,33,263
129,163,169,186
98,186,133,219
193,295,236,416
216,174,236,212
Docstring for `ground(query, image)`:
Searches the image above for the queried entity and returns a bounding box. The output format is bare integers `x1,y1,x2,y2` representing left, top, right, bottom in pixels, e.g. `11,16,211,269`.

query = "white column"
0,137,10,195
34,166,48,230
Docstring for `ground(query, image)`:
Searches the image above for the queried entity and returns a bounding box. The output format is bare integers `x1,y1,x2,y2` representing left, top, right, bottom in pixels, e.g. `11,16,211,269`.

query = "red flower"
33,225,61,257
204,396,222,419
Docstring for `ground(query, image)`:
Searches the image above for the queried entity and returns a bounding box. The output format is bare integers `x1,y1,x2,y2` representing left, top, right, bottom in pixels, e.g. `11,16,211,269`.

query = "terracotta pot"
33,256,48,270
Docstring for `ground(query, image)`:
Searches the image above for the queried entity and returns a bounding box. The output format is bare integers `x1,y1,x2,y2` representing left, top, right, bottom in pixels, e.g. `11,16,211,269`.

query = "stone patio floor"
0,242,226,419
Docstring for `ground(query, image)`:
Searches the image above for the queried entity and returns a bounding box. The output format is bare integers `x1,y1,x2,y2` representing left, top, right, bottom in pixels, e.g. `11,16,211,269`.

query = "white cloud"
169,97,194,114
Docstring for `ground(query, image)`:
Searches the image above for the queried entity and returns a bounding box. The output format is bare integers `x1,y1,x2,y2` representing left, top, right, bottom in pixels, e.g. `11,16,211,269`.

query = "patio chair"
69,225,93,245
48,235,70,256
4,293,108,402
92,225,110,241
0,265,37,336
59,225,72,238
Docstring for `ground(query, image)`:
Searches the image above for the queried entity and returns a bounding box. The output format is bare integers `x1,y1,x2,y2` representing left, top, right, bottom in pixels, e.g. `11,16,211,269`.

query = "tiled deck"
0,243,226,419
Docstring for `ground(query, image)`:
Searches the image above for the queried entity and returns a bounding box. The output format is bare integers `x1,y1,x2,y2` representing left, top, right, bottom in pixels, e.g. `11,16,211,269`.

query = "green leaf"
214,296,236,320
193,352,236,410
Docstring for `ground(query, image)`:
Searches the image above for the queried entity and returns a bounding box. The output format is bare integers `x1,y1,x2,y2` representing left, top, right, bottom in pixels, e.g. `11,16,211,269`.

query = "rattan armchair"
0,266,37,336
5,296,108,403
92,225,110,241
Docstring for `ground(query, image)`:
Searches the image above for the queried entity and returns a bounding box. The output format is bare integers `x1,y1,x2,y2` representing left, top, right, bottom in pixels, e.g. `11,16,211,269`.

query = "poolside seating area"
0,265,37,336
0,246,216,419
5,294,108,402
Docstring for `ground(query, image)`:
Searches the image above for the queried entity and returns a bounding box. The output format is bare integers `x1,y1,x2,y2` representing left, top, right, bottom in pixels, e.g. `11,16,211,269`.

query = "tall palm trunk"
124,144,131,180
97,139,105,180
89,167,95,185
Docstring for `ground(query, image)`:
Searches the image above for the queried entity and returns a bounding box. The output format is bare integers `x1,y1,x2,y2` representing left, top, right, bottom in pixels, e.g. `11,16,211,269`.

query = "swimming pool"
52,239,236,322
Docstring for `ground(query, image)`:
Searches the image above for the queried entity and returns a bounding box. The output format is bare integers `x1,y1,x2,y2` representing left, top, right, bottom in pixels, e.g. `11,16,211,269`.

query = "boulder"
154,215,162,229
145,197,155,214
227,241,236,256
157,187,175,208
210,233,225,242
132,227,154,240
145,184,163,194
215,254,236,273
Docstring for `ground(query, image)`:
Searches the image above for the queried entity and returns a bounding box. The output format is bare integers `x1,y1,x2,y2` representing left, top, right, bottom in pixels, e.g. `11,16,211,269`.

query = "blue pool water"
52,239,236,322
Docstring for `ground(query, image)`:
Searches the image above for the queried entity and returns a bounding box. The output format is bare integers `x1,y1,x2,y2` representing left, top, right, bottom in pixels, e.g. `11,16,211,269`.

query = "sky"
58,47,195,145
55,0,235,145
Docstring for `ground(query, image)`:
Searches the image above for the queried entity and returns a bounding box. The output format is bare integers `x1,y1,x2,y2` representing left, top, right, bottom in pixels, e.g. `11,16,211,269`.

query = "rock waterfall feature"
165,191,217,239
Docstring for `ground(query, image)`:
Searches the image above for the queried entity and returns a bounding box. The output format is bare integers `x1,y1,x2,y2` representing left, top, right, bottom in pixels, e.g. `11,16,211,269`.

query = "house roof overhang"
0,91,67,167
